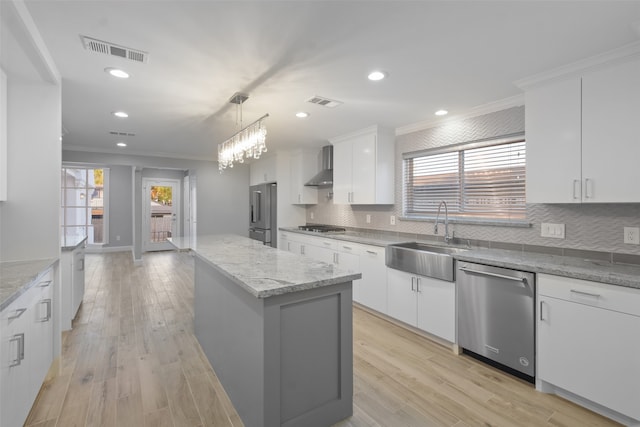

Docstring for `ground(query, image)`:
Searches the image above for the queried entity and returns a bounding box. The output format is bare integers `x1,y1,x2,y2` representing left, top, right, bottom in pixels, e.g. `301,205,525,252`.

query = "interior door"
143,179,181,252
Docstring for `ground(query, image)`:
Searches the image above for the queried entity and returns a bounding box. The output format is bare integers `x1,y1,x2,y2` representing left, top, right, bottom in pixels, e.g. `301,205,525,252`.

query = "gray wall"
308,106,640,256
106,165,134,247
62,150,250,259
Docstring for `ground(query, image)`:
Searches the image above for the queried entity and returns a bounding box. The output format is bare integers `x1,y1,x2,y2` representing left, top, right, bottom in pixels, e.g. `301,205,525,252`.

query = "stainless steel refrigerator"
249,183,277,247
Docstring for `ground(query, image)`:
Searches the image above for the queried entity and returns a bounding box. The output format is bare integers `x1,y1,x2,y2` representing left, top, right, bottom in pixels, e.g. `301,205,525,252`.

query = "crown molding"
515,40,640,90
395,94,524,136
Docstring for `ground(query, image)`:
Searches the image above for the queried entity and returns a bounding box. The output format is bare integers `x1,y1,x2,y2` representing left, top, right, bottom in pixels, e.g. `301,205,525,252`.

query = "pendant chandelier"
218,92,269,172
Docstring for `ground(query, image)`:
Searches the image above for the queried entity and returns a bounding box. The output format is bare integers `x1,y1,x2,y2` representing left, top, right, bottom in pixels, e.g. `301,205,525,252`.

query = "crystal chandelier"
217,92,269,172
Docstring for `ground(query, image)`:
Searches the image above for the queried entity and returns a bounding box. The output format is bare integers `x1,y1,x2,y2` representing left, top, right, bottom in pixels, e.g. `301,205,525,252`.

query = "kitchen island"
181,235,361,427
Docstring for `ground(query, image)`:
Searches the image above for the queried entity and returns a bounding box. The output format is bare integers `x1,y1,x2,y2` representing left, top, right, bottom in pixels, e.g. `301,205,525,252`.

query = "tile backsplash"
308,106,640,256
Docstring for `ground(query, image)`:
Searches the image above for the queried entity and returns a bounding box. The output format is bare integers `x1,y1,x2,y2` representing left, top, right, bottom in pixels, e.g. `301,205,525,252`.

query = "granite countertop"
279,227,402,247
183,234,362,299
1,258,59,312
456,249,640,289
280,227,640,289
61,234,88,251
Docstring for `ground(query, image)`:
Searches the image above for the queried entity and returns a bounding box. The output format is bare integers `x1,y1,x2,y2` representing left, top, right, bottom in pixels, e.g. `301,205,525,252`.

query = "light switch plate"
541,223,565,239
366,214,371,224
624,227,640,244
390,215,396,225
310,212,314,220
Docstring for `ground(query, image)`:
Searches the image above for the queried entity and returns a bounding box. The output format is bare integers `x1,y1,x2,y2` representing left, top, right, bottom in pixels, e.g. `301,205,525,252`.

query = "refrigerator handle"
252,191,262,223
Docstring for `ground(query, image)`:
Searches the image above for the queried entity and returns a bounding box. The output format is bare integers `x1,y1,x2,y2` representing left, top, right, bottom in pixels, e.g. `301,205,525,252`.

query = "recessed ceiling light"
104,67,129,79
295,112,309,118
435,109,448,116
368,71,387,81
116,142,127,147
113,111,129,118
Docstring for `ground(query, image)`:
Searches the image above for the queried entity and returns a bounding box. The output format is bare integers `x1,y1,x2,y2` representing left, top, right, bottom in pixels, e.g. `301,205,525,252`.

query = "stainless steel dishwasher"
457,262,535,380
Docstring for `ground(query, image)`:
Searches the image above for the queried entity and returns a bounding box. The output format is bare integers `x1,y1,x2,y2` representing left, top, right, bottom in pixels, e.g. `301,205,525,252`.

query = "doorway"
142,178,181,252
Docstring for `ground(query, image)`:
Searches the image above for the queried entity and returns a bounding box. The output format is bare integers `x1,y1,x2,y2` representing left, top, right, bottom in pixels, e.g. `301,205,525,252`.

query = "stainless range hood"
305,145,333,187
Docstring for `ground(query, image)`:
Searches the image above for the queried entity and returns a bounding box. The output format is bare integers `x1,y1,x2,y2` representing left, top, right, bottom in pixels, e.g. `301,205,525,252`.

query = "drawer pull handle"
8,308,27,321
342,246,352,250
570,289,601,299
38,280,52,288
365,250,377,255
9,333,25,367
323,242,331,246
540,300,547,321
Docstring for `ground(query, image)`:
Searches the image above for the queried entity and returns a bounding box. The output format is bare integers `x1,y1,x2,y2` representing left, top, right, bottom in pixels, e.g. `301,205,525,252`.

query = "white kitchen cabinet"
386,267,455,342
525,58,640,203
289,150,318,205
249,155,277,185
331,125,394,205
525,77,582,203
60,239,86,331
356,245,387,314
1,267,55,427
537,274,640,424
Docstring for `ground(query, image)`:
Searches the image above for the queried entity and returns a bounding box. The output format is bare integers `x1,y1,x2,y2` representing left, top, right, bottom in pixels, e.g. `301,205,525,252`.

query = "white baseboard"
85,245,133,254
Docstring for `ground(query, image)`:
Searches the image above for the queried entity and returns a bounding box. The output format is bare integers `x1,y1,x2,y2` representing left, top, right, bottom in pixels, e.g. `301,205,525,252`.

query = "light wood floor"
26,251,619,427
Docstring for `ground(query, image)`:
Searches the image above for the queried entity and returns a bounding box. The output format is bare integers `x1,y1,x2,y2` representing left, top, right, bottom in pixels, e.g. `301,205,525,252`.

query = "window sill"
400,215,532,228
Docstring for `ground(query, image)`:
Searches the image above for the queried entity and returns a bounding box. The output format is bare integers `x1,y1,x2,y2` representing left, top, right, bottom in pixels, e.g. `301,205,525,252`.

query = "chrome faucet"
434,201,454,243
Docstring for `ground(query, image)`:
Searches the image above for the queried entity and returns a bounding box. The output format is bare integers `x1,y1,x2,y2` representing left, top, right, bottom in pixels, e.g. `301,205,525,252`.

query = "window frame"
61,165,109,246
401,133,528,225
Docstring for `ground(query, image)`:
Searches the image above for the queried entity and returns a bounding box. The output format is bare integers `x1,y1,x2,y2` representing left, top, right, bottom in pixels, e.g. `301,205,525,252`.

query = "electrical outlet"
310,212,314,220
624,227,640,244
116,235,120,241
541,223,565,239
390,215,396,226
366,214,371,224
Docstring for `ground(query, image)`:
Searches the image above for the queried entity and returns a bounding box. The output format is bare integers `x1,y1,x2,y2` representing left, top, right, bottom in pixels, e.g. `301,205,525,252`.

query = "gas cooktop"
298,224,346,233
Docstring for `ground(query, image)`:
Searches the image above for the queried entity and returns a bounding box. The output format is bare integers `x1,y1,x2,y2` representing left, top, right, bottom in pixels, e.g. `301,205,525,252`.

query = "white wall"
0,0,61,262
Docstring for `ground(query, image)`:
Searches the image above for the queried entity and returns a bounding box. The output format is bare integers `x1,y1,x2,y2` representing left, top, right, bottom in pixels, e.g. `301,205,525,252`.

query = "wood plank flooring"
26,251,620,427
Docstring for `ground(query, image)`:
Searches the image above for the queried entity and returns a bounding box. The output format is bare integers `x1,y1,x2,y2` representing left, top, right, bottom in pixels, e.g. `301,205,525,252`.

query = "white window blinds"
403,137,526,220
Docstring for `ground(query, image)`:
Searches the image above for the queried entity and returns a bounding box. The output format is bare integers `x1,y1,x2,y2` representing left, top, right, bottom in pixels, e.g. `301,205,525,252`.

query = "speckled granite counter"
61,235,87,251
180,234,361,298
280,227,640,289
0,258,59,312
456,248,640,289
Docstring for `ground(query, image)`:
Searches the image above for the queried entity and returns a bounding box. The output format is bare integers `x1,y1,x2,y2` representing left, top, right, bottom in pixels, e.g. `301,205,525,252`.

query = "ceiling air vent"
81,35,148,63
306,95,343,108
109,131,136,137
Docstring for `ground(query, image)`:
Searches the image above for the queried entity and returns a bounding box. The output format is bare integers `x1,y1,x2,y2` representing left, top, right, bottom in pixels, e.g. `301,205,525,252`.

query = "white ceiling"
23,0,640,161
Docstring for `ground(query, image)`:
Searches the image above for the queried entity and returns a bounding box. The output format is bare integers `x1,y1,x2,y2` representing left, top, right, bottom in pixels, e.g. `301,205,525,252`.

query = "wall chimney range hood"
305,145,333,186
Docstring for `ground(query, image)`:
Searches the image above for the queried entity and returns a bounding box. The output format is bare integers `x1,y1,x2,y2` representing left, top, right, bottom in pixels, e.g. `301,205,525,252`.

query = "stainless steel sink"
385,242,467,282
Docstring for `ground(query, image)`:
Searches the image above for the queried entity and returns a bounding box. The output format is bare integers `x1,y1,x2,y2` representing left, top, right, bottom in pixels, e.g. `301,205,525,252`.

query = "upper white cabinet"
537,274,640,424
249,155,277,186
330,125,394,205
289,150,318,205
525,58,640,203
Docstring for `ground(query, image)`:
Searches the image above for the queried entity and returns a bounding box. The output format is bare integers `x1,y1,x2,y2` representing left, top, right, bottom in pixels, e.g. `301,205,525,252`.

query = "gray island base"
190,235,360,427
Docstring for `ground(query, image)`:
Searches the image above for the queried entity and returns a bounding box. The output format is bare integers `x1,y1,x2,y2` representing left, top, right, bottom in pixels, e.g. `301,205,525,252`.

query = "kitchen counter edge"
170,234,361,298
1,258,59,312
280,227,640,289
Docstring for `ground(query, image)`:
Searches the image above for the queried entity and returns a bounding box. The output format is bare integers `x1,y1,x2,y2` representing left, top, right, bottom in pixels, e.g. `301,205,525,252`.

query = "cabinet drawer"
538,273,640,317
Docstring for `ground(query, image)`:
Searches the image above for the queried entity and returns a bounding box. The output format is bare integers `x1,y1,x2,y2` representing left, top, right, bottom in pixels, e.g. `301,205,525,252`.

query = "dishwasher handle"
459,266,529,286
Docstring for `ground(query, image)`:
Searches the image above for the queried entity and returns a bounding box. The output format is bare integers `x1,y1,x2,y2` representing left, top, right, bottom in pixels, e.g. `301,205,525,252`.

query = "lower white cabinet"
1,267,55,427
61,241,86,330
387,267,455,342
537,274,640,424
352,245,387,314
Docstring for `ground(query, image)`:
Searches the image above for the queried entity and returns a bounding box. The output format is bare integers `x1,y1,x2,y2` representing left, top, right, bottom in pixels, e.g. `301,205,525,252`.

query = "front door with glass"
143,179,180,252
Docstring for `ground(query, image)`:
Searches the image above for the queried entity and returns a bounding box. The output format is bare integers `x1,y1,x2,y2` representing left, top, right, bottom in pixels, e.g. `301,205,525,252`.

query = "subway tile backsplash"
308,106,640,257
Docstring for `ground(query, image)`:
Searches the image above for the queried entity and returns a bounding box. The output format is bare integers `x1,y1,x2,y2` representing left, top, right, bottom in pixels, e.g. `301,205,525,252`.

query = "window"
403,136,526,221
61,167,108,245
